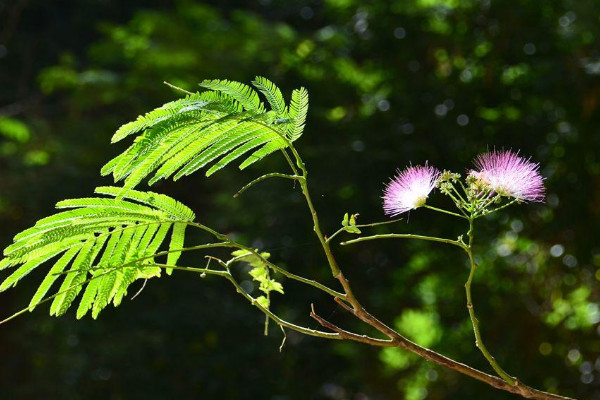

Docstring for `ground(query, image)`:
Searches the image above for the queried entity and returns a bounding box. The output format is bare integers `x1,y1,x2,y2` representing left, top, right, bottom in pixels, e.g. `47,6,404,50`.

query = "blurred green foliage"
0,0,599,399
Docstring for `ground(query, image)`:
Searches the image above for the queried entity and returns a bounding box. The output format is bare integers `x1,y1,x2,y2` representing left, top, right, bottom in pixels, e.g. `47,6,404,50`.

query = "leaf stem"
280,148,300,176
326,217,403,244
310,304,395,347
54,242,235,276
233,173,302,198
163,81,194,95
149,262,229,277
340,233,466,249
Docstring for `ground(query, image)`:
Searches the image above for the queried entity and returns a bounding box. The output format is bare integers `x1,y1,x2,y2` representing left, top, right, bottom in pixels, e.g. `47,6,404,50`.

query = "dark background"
0,0,599,399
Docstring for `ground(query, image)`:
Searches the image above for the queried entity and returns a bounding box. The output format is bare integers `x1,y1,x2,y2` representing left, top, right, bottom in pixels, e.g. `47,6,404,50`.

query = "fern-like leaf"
287,87,309,141
102,78,309,190
252,76,286,116
0,186,196,318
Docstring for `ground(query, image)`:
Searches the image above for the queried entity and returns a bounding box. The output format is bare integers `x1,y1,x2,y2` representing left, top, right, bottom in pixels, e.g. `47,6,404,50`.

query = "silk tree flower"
383,163,441,216
470,150,545,202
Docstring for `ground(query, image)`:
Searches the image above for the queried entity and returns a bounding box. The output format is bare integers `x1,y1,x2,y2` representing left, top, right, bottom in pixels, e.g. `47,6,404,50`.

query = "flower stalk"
464,217,516,385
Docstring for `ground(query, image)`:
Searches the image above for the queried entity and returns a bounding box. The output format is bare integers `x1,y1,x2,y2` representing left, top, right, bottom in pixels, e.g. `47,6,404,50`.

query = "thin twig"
340,233,465,249
310,304,395,347
334,296,356,314
424,205,467,218
279,325,287,352
326,217,404,244
233,173,302,198
130,279,148,300
163,81,194,95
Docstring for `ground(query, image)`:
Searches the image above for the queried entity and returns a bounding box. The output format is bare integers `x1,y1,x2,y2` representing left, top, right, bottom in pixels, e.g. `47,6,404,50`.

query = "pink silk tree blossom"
383,163,441,216
471,150,545,202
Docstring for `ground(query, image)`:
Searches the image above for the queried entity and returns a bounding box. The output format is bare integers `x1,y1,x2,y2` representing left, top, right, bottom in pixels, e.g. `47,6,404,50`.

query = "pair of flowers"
383,150,546,216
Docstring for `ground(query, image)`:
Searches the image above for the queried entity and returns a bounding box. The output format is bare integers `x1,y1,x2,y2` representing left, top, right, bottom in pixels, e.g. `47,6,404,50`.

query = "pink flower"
383,163,441,216
471,150,545,202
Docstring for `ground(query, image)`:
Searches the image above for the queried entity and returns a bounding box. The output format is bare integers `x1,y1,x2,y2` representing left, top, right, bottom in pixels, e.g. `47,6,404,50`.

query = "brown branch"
300,204,573,399
334,296,355,314
309,304,394,347
328,273,576,400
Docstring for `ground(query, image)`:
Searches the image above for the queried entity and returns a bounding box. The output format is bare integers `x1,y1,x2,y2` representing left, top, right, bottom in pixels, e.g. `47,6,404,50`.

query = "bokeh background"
1,1,599,399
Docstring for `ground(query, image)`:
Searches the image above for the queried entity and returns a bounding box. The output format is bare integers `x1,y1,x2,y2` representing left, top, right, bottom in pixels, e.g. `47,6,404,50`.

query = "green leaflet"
111,92,228,143
120,119,217,190
252,76,286,115
137,223,160,251
92,270,118,319
166,222,187,275
2,236,88,270
206,134,274,176
50,236,106,316
175,123,272,179
147,119,229,184
112,267,137,307
105,115,203,179
238,138,288,170
288,87,309,141
94,187,195,221
28,246,81,311
146,223,171,255
76,271,102,319
104,77,309,189
0,187,196,319
200,79,264,112
0,247,67,292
